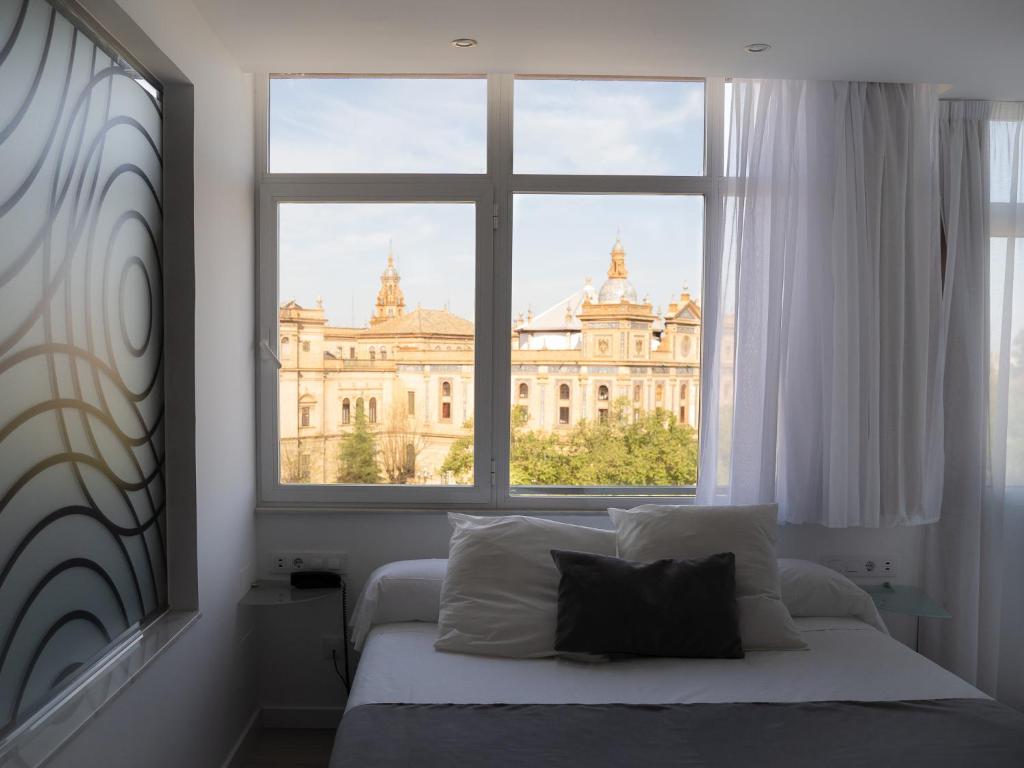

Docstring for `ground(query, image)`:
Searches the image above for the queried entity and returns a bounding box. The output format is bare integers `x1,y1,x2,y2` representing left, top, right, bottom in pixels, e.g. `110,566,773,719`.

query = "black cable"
331,579,351,693
341,579,351,685
331,649,348,691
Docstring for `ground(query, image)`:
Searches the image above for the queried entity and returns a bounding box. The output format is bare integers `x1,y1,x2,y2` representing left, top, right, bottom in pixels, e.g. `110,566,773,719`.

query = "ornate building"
278,237,701,484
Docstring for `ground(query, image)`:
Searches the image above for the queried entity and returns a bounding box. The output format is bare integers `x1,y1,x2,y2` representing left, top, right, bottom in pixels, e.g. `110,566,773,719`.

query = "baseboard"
260,706,344,729
222,708,261,768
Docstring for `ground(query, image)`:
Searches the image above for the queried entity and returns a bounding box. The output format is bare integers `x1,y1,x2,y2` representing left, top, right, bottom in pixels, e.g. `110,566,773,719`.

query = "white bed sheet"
346,617,983,711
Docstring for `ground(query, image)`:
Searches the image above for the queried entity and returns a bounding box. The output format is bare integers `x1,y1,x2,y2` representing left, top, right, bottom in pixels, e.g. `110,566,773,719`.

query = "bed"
331,616,1024,767
330,545,1024,768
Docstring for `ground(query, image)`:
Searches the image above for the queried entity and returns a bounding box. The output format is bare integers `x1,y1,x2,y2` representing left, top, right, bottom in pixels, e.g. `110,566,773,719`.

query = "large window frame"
255,74,726,511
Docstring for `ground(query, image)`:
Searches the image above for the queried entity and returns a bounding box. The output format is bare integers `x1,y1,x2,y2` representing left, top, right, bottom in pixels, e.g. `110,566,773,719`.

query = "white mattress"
346,617,983,710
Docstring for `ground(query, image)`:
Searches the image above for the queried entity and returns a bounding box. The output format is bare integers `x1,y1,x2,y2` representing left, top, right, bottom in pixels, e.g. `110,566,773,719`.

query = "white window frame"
255,73,726,511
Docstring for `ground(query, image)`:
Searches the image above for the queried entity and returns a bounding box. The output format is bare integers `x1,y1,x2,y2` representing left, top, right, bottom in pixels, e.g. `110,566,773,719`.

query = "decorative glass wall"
0,0,164,737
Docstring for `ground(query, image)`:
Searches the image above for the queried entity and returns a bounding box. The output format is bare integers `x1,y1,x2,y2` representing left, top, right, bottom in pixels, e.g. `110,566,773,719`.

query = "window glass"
990,121,1024,204
269,77,487,173
278,202,475,485
514,79,704,175
509,194,703,493
990,237,1024,487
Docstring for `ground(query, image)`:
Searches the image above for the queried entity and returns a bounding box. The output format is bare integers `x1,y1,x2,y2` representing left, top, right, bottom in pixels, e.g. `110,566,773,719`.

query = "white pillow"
609,504,806,650
435,513,616,658
778,558,888,633
350,559,447,650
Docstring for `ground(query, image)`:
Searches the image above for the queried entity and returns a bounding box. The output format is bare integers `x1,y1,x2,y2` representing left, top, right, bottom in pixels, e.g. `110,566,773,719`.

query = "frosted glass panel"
0,0,164,738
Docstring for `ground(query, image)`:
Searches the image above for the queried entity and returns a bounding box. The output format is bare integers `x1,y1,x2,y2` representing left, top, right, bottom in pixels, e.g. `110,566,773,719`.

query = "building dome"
598,278,638,303
597,236,638,303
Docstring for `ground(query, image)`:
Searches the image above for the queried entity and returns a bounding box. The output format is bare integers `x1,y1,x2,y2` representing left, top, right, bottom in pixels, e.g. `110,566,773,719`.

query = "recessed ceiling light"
745,42,771,54
450,38,478,49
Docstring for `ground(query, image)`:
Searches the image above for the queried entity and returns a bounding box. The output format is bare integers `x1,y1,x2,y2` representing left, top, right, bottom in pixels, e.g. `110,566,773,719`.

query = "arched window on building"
679,383,688,424
380,348,387,360
405,443,416,475
518,382,529,399
369,349,376,361
559,383,570,400
341,398,351,425
633,383,642,402
369,397,377,423
440,381,452,421
349,347,356,359
682,335,692,357
302,340,311,352
598,385,609,401
300,406,310,427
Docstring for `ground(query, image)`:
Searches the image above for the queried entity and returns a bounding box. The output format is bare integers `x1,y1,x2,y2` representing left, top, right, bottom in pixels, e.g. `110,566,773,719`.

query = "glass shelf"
863,583,951,619
239,580,341,607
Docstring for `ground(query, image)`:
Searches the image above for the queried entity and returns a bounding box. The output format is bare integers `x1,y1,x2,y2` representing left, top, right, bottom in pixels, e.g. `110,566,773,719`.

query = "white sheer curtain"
698,80,946,527
923,102,1024,705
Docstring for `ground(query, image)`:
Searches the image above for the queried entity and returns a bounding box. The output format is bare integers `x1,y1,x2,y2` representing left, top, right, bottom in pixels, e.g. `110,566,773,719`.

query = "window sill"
0,610,201,768
255,497,698,516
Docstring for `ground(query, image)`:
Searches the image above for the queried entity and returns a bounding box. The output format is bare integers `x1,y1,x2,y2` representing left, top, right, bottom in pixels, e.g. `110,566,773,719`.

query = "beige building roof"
366,307,474,337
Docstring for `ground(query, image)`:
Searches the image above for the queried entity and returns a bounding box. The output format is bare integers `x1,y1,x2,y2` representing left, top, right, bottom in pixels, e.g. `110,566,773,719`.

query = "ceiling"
192,0,1024,100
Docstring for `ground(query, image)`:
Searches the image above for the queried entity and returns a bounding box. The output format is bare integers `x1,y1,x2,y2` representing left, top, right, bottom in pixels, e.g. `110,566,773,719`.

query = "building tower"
370,245,405,326
597,235,639,303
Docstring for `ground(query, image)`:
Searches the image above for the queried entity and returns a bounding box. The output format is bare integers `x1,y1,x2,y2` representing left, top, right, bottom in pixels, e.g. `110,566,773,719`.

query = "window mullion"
489,74,515,508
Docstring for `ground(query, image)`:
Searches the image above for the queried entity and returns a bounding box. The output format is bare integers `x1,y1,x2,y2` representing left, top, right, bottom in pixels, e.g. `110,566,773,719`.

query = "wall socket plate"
822,555,897,578
269,551,347,575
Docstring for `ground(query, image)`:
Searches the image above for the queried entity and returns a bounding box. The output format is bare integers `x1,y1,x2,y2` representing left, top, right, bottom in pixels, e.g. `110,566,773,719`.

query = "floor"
239,728,336,768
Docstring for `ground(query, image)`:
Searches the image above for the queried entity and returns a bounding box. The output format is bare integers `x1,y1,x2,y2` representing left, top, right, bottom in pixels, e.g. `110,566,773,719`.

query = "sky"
272,77,706,328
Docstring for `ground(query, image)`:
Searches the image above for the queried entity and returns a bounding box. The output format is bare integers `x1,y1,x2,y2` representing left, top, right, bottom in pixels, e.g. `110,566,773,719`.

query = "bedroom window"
257,74,721,509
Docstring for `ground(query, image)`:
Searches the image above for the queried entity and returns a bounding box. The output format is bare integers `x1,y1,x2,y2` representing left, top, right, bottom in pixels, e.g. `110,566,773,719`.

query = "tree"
378,401,425,483
441,400,700,487
440,420,475,484
511,398,698,487
337,401,380,483
280,441,311,483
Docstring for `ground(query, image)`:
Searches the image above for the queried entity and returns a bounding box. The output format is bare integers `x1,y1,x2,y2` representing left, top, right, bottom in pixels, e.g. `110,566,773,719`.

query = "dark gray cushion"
550,550,744,659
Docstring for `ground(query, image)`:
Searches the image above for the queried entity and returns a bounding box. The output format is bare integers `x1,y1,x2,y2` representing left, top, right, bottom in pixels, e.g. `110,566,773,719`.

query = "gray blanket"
333,699,1024,767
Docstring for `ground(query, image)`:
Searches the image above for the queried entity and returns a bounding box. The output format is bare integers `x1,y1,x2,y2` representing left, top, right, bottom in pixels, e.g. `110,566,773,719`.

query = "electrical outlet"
269,551,348,574
822,555,897,579
321,635,345,660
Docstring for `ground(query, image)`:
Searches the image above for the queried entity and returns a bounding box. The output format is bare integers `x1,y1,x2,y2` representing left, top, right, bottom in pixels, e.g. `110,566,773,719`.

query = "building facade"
278,238,701,484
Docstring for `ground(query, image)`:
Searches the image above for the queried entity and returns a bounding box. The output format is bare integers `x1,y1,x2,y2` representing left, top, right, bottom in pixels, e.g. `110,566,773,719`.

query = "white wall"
254,512,926,712
48,1,257,766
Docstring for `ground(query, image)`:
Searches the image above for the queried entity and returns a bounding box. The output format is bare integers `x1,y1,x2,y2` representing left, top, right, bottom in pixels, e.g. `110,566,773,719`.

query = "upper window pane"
269,77,487,173
514,79,704,175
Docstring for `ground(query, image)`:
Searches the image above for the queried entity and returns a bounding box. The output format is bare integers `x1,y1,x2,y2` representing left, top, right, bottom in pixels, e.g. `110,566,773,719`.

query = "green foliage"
443,399,699,487
439,420,475,483
337,401,380,483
